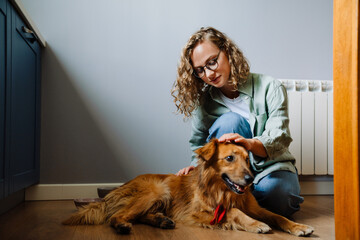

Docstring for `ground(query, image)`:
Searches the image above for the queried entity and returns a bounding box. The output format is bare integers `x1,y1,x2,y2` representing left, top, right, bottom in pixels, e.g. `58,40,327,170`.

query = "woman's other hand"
176,166,195,176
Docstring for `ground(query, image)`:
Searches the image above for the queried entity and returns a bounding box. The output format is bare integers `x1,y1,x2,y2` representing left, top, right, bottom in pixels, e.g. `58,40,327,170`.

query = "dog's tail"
62,201,106,225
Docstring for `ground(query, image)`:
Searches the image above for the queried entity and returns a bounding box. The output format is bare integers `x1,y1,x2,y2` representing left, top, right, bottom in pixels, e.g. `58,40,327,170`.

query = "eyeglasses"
193,50,221,78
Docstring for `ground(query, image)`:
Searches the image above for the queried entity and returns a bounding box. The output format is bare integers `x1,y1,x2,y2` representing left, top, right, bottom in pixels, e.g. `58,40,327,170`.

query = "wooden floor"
0,196,334,240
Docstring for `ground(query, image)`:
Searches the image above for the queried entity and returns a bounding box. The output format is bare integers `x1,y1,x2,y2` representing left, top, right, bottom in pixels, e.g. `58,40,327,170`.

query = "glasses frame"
193,50,221,78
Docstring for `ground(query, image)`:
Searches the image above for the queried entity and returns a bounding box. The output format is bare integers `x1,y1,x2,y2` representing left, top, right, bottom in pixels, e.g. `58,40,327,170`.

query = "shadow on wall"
40,45,138,184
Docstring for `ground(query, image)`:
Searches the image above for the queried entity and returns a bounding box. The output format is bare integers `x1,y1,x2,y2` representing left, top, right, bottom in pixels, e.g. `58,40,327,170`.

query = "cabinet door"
8,7,40,193
0,0,7,199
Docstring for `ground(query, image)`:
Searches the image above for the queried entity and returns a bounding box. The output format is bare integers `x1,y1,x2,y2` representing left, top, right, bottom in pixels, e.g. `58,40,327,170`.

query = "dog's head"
195,139,254,194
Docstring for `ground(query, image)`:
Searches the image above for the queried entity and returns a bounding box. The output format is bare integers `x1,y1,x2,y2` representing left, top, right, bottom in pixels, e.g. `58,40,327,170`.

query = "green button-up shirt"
189,73,297,183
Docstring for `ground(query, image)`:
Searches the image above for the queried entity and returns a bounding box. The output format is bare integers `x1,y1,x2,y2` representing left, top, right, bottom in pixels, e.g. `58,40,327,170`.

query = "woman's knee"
208,112,252,140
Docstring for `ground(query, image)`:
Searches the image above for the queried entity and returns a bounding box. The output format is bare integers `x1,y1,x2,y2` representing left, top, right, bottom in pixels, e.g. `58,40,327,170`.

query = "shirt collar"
209,73,254,101
237,73,254,98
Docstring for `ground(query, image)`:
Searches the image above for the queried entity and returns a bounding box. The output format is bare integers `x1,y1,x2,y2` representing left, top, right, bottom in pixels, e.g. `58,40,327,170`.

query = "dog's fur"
63,139,314,236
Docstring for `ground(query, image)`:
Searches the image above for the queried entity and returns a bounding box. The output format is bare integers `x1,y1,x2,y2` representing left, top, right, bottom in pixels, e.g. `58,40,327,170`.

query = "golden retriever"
63,139,314,236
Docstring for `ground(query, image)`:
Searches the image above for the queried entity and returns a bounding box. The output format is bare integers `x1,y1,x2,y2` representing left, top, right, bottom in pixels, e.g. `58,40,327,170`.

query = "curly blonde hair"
171,27,250,118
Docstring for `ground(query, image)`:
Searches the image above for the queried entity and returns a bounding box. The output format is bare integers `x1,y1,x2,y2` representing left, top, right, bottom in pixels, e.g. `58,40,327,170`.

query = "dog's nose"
244,174,254,184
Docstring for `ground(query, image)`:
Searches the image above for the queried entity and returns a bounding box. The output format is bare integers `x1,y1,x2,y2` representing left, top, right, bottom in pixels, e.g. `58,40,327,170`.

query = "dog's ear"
195,139,218,161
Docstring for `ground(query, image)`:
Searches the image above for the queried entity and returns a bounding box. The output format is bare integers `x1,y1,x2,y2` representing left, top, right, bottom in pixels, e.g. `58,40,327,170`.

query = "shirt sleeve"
254,83,293,160
189,108,208,166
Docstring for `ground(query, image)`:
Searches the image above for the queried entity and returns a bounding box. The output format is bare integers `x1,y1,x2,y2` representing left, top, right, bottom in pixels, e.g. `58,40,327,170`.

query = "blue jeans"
207,112,304,217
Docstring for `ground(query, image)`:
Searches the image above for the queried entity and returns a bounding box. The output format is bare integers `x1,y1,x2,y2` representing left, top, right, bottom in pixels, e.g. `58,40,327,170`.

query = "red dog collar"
210,204,226,225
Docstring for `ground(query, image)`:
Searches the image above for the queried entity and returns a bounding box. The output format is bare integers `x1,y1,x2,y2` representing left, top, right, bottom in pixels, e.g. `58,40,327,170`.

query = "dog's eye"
225,155,234,162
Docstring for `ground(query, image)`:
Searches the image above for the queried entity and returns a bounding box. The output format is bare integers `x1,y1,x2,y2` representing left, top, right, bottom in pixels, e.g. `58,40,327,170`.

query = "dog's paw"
245,221,272,234
287,223,314,236
153,213,176,229
159,217,176,229
112,222,132,234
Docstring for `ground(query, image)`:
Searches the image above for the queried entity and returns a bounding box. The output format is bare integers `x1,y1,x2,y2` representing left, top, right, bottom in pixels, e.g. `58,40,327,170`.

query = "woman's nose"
204,68,216,79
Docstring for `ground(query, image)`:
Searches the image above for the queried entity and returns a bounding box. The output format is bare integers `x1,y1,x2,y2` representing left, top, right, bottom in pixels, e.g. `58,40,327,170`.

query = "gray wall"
20,0,333,184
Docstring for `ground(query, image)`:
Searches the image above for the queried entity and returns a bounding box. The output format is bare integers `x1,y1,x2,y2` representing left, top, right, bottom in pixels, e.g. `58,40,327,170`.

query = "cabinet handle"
21,26,36,43
22,26,34,34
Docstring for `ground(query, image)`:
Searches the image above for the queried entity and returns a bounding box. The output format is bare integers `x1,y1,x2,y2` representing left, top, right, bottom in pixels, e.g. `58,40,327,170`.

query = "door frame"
333,0,360,239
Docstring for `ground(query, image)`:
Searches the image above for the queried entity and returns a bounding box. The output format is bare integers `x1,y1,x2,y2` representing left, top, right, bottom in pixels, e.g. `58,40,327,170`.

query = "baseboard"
25,183,123,201
299,180,334,195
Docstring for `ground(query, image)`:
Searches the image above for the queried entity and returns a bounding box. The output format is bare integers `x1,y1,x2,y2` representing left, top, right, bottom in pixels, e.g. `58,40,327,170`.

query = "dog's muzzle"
221,173,253,194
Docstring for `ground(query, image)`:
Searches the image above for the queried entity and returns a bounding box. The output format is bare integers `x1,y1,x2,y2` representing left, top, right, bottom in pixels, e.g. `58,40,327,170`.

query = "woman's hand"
176,165,195,176
218,133,251,149
218,133,268,158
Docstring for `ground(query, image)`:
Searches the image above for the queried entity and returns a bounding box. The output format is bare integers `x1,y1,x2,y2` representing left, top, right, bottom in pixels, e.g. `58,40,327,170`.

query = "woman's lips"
211,76,221,83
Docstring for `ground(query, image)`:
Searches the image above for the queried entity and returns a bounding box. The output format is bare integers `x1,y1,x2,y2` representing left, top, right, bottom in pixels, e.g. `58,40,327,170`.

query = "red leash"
210,204,226,225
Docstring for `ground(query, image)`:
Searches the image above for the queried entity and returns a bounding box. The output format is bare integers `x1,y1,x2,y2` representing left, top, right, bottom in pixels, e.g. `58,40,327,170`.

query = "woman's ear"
195,139,218,161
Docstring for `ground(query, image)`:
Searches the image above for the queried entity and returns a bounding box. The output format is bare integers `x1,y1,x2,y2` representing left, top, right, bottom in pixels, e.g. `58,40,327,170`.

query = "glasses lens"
194,68,204,78
207,60,218,71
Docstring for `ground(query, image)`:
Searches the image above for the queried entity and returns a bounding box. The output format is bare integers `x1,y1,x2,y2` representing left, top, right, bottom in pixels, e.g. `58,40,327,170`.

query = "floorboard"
0,195,334,240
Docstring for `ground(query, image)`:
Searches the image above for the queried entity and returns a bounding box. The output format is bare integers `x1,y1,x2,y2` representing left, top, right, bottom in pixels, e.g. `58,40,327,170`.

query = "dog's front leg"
249,207,314,237
191,209,271,233
191,211,217,229
224,208,272,233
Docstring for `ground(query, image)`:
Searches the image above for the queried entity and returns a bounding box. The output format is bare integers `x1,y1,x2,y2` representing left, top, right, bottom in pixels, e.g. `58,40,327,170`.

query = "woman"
171,27,303,217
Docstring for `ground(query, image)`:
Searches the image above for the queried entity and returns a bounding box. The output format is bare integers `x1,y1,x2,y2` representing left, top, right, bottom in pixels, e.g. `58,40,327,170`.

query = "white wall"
20,0,333,183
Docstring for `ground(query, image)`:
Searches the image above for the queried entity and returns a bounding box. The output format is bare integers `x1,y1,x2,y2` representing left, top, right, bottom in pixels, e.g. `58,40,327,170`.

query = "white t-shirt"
219,91,250,123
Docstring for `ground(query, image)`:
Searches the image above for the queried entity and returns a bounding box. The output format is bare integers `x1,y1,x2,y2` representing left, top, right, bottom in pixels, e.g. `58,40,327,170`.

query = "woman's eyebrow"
193,53,218,68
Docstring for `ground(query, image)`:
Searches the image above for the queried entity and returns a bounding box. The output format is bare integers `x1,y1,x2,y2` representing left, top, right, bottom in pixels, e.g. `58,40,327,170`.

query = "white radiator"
280,80,333,175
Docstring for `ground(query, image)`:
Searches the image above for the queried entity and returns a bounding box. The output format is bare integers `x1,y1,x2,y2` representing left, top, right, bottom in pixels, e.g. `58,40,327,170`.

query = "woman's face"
191,40,231,90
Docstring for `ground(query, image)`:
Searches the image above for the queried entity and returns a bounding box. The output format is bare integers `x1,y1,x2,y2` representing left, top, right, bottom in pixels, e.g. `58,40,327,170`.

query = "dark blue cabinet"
0,0,7,199
0,0,41,199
